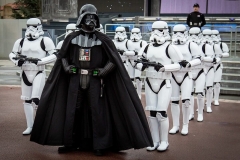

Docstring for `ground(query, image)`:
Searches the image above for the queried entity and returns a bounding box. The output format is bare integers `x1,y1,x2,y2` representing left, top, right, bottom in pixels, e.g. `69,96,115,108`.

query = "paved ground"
0,86,240,160
0,60,21,85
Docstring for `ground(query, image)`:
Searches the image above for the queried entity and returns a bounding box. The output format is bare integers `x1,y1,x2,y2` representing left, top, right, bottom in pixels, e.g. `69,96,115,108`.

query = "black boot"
58,146,77,153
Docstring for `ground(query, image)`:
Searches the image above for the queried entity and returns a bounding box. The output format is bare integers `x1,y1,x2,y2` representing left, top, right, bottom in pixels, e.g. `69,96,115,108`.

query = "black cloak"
30,31,153,151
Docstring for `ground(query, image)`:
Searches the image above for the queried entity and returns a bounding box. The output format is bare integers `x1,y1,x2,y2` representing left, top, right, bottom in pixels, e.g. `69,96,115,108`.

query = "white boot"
214,83,220,106
206,87,213,113
136,79,142,99
32,101,38,119
189,95,194,121
22,103,34,135
181,100,190,135
197,94,204,122
146,116,160,151
169,103,180,134
156,113,169,151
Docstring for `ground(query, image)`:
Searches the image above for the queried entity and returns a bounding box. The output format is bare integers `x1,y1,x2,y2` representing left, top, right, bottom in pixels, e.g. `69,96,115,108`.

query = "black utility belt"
72,68,99,76
190,22,201,26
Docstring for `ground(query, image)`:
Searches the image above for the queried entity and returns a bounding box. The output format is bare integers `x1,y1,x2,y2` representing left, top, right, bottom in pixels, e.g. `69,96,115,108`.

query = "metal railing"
56,33,66,45
235,26,240,58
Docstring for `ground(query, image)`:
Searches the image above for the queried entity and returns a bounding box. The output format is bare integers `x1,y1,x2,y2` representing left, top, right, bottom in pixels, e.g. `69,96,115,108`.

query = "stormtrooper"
96,24,104,33
124,28,147,99
169,25,201,135
113,26,129,69
201,29,220,113
211,30,229,106
188,27,206,122
56,23,77,51
137,21,183,151
9,18,56,135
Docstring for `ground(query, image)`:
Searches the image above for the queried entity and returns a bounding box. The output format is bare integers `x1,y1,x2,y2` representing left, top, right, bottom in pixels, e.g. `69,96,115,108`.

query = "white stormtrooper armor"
124,28,148,99
113,26,129,70
96,24,104,33
201,29,220,113
212,30,229,106
169,25,201,135
188,27,206,122
9,18,56,135
56,23,77,51
137,21,183,152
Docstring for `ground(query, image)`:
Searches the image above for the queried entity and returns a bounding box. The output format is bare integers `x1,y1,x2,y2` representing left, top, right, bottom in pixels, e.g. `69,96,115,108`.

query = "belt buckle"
81,69,88,75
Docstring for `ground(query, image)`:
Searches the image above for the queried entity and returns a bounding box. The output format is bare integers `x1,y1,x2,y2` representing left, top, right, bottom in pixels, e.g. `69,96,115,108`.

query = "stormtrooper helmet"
25,18,44,40
150,21,169,45
76,4,100,33
65,23,77,38
188,27,202,45
211,30,221,44
130,28,142,42
201,29,213,45
172,24,188,45
96,24,104,33
114,26,127,41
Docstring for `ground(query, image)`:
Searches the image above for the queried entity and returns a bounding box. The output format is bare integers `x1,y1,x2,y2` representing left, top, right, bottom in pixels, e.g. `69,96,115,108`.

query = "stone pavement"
0,86,240,160
0,60,21,85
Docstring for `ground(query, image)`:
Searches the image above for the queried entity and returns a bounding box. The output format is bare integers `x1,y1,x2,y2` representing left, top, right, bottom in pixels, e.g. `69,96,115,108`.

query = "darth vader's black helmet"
76,4,100,29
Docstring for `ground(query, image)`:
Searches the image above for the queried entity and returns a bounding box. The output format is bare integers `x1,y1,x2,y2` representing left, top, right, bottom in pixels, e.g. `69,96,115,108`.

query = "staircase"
221,61,240,95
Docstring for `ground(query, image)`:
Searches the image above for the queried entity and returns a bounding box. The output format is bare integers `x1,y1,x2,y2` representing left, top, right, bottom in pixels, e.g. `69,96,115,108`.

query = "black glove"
154,63,164,72
212,58,217,64
17,59,25,67
31,59,39,65
179,60,189,68
68,65,77,74
140,63,147,71
118,50,124,55
62,58,77,74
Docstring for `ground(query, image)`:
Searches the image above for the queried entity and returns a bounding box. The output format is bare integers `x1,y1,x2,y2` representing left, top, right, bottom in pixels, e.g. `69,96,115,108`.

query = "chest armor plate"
128,41,142,52
146,43,171,65
21,38,46,59
174,44,192,61
200,43,214,57
113,39,128,51
213,44,222,56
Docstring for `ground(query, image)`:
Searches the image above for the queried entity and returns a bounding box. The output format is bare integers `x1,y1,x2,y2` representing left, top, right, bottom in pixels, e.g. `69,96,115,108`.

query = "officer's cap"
193,3,199,7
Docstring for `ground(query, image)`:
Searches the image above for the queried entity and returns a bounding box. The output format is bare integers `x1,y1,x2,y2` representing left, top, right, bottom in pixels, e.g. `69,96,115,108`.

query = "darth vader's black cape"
30,31,153,150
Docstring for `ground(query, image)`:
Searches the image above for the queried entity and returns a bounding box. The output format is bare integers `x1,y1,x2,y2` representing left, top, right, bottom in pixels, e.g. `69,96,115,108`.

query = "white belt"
191,65,204,70
202,62,213,67
146,71,171,79
179,67,191,72
128,56,138,60
22,64,45,71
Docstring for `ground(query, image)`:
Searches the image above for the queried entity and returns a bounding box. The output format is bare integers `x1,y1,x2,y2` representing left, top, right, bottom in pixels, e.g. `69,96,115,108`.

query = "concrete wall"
0,19,27,59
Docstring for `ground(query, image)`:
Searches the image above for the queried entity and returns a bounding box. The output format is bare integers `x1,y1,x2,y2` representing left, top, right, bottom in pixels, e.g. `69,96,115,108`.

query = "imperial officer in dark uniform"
30,4,153,156
187,3,206,28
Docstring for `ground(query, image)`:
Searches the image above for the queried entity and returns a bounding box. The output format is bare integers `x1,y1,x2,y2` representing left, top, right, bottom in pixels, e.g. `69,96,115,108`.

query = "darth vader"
30,4,152,156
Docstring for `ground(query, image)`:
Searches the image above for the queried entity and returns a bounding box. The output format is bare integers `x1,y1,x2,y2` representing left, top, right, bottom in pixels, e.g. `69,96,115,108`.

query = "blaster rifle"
13,54,41,63
117,49,125,55
134,58,160,67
